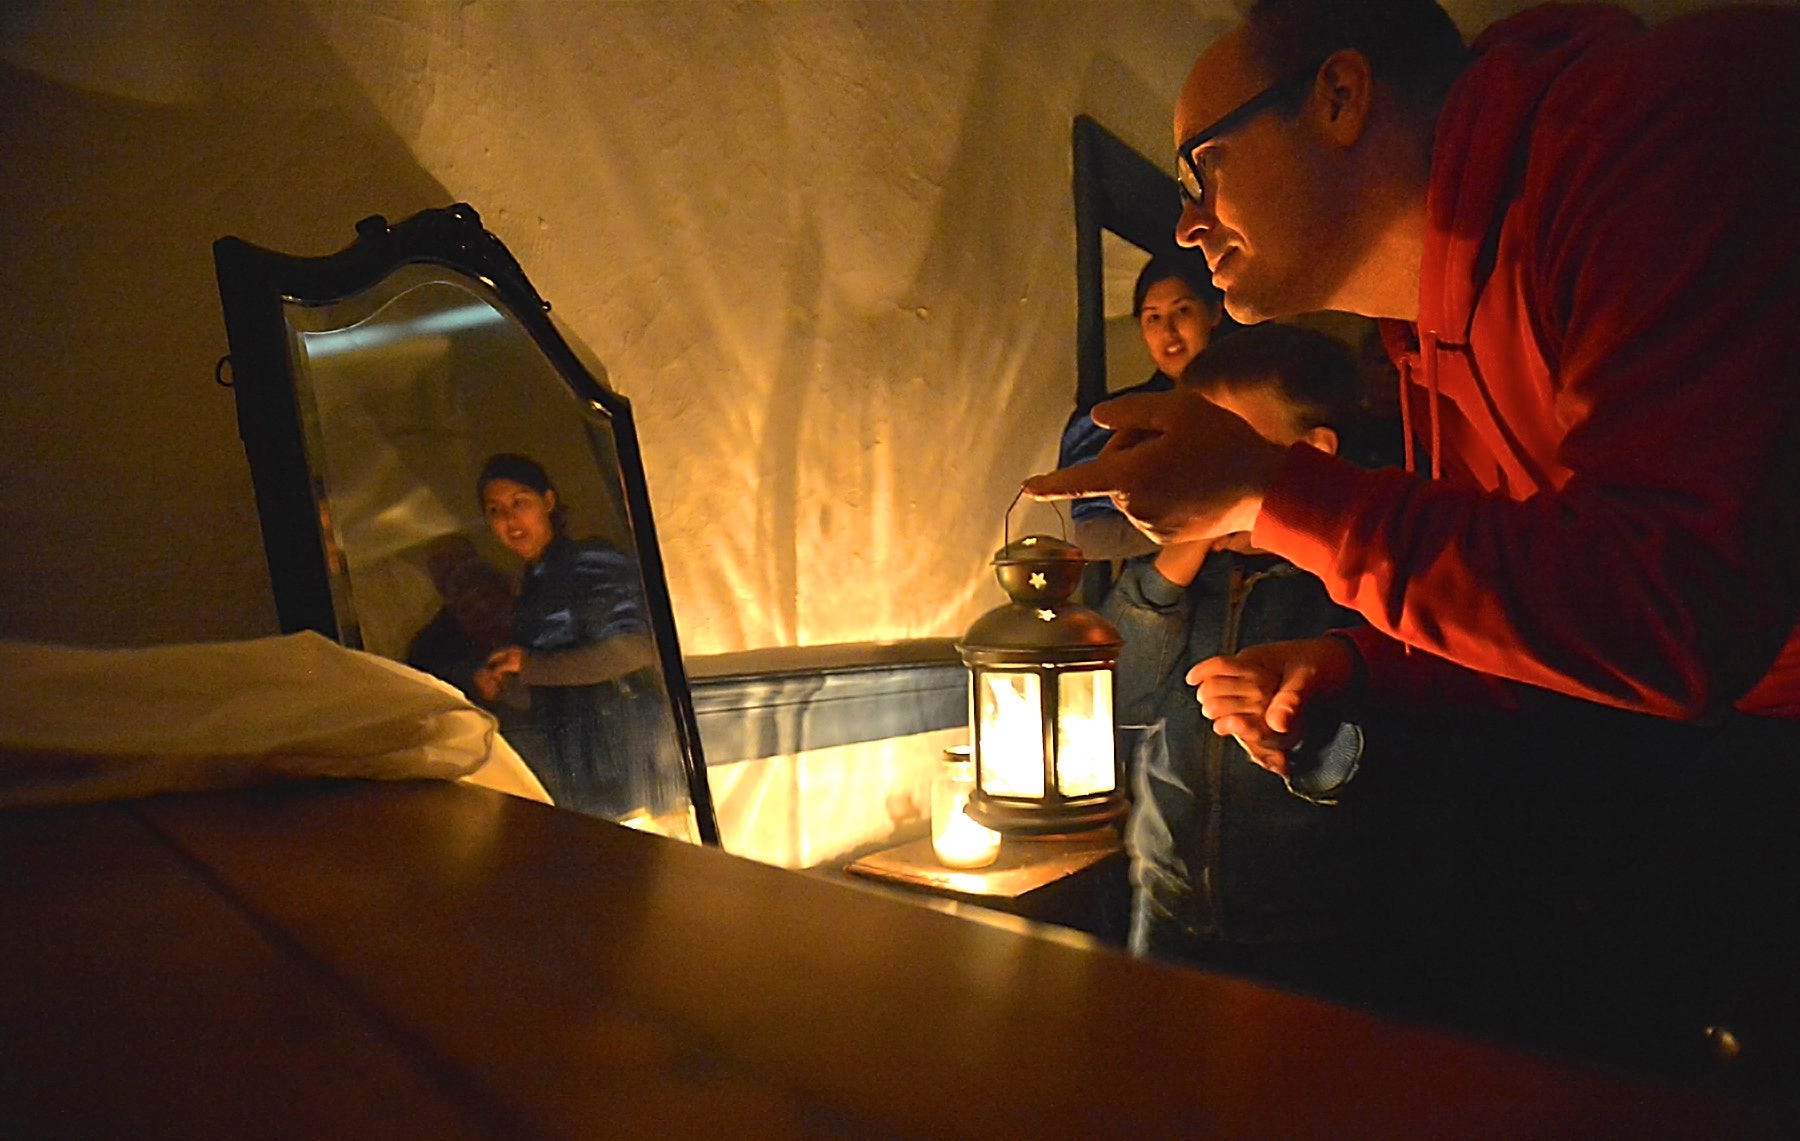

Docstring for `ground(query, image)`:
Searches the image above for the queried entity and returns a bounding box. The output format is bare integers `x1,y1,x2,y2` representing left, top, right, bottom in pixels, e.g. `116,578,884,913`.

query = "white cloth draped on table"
0,631,548,808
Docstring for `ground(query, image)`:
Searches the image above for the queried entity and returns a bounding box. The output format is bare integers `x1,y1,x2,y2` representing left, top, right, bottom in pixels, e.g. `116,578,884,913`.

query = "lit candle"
933,748,1001,868
980,672,1045,798
1054,712,1115,797
934,798,1001,869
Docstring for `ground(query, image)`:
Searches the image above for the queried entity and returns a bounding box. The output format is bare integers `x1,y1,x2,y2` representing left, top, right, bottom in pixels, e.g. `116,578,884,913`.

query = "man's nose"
1175,197,1212,248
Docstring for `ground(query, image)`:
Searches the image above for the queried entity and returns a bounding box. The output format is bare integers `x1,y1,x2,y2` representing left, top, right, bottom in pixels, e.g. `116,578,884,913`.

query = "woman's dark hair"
1183,322,1361,434
1132,252,1223,317
477,452,568,535
1245,0,1468,120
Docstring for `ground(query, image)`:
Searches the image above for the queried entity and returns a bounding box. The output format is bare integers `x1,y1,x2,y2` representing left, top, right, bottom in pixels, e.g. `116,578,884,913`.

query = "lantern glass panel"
977,668,1046,798
1055,668,1115,797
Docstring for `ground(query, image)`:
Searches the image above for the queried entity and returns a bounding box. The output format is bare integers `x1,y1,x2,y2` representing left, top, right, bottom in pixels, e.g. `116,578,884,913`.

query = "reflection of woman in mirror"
472,453,684,821
1060,253,1223,560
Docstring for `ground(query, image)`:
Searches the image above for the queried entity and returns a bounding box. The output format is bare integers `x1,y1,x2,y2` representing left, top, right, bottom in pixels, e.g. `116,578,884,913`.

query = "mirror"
1073,114,1227,410
215,204,718,844
1099,229,1156,398
1071,116,1227,596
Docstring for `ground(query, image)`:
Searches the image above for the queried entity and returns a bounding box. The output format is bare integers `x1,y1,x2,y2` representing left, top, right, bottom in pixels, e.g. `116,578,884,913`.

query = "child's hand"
1186,637,1358,775
473,646,526,700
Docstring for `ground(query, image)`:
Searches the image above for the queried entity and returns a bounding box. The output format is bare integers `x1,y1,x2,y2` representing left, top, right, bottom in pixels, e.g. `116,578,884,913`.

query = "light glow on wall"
709,726,965,869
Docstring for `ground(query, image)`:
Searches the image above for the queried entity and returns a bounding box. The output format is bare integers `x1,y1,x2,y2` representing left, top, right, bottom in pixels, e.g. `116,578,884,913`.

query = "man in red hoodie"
1031,0,1799,748
1027,0,1799,1093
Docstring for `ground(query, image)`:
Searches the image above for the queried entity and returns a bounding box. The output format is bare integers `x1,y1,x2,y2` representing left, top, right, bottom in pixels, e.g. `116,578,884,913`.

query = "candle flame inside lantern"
979,670,1045,797
977,668,1115,800
1055,669,1115,797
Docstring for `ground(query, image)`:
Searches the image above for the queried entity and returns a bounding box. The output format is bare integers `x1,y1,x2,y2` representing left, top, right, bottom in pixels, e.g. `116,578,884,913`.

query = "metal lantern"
957,531,1126,835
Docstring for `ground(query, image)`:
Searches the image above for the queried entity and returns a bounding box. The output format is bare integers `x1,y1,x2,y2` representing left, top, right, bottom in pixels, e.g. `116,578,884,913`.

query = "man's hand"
1022,388,1286,544
1185,637,1358,776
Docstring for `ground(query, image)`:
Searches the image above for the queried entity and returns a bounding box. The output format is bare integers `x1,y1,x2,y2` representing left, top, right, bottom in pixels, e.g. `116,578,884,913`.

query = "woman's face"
482,478,557,563
1137,275,1216,380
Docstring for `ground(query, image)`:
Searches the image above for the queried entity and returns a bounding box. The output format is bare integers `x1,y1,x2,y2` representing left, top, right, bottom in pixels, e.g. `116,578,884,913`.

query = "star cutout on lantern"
1037,609,1055,621
1028,571,1047,589
1022,536,1038,546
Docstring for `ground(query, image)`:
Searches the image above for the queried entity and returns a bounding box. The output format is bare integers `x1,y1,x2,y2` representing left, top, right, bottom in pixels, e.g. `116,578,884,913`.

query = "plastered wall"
0,0,1732,657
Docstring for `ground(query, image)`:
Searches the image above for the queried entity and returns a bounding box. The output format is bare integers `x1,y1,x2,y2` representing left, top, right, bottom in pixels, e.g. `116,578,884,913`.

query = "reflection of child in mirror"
474,452,684,821
405,533,518,716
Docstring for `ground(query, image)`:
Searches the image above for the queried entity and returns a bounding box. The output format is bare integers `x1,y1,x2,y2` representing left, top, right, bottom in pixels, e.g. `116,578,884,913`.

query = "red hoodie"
1253,5,1800,721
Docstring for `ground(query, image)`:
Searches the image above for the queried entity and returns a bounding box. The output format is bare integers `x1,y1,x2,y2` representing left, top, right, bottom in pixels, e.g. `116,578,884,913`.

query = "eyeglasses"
1175,61,1323,208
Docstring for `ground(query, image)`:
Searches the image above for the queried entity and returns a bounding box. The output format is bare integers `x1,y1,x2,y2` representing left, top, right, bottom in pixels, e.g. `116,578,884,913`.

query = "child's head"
445,558,515,648
1179,322,1361,457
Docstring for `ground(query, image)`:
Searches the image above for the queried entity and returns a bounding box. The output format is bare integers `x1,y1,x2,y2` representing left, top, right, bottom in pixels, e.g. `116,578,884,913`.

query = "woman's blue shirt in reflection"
514,535,646,650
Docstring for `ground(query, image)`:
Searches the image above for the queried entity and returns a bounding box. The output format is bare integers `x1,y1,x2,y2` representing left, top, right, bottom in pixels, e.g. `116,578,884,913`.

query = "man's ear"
1301,424,1340,456
543,488,558,512
1313,48,1374,146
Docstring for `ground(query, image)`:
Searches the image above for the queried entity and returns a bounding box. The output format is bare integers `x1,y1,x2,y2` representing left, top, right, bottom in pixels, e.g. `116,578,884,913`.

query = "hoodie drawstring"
1395,337,1443,481
1398,355,1417,476
1422,329,1444,481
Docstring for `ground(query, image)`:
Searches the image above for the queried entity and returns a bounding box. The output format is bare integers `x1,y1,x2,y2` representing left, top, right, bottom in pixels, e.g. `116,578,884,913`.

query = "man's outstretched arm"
1023,387,1285,546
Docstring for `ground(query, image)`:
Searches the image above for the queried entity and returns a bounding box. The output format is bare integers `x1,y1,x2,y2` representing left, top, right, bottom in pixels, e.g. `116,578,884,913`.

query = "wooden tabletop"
0,780,1773,1138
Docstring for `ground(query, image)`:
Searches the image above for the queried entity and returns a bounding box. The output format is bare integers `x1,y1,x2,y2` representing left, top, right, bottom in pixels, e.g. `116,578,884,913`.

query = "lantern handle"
1003,488,1069,548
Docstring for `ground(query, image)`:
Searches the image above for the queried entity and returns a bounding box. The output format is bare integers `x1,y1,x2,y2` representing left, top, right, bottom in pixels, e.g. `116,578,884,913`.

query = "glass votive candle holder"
932,745,1001,869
